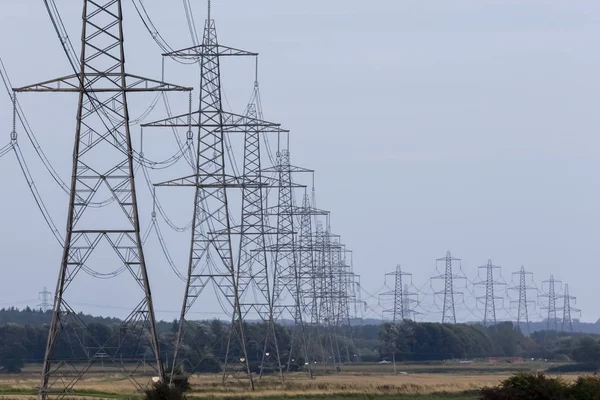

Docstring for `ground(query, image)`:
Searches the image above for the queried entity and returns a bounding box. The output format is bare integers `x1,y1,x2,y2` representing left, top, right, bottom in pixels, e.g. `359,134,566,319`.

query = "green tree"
0,342,26,373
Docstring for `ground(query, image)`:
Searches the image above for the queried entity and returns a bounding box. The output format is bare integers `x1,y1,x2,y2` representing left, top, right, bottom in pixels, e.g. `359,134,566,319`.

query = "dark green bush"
480,372,568,400
570,376,600,400
145,381,185,400
170,365,191,392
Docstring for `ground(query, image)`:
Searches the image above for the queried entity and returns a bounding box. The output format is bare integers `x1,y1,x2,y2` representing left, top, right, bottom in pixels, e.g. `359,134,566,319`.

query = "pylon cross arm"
14,73,191,93
142,110,287,132
163,44,258,58
154,173,297,188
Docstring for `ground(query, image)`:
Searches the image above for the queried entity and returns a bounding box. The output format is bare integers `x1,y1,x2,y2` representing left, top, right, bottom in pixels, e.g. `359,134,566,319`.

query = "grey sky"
0,1,599,323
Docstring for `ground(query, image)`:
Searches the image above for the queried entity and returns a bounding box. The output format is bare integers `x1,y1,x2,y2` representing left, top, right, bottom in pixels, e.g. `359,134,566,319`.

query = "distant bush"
480,372,600,400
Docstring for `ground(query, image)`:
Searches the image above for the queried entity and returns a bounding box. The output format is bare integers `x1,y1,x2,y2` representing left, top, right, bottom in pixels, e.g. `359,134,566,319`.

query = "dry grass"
0,362,582,399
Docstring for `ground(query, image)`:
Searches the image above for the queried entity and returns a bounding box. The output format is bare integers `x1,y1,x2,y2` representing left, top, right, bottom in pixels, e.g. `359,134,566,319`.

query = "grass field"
0,361,570,399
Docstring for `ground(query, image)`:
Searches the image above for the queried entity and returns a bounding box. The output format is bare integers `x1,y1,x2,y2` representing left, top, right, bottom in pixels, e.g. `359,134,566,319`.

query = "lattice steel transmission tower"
15,1,190,397
296,192,328,325
402,284,420,321
560,284,580,333
236,82,283,380
293,191,332,366
262,148,312,376
474,260,505,326
333,239,356,364
509,266,536,335
380,265,412,323
432,251,465,324
541,275,562,331
142,3,284,388
314,221,343,367
37,287,51,312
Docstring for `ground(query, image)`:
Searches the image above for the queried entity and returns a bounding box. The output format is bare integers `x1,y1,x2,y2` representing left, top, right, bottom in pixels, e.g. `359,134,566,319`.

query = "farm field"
0,361,577,399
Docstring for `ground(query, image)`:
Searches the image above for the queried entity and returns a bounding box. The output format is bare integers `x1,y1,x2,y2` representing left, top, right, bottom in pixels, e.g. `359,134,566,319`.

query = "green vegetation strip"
188,394,478,400
0,387,143,399
0,389,477,400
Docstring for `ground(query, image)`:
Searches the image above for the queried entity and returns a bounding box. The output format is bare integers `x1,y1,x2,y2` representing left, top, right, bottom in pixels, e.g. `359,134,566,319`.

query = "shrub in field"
570,376,600,400
145,381,186,400
480,372,568,400
170,365,191,392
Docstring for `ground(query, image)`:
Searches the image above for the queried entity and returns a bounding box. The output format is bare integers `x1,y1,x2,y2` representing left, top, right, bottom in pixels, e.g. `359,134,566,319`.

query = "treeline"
380,320,600,365
2,308,600,374
379,321,535,361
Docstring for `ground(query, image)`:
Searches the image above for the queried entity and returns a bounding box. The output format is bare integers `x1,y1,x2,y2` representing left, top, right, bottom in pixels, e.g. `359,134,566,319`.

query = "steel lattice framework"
560,284,579,333
313,222,342,367
431,251,465,324
474,260,505,326
261,149,312,376
142,5,284,389
381,265,413,323
14,1,191,397
509,266,536,335
541,275,562,331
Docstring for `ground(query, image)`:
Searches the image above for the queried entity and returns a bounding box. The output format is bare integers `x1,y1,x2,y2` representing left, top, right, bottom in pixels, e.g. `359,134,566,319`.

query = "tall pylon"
509,266,536,335
474,260,505,326
332,238,355,364
541,275,562,331
15,0,190,396
432,251,465,324
236,82,282,380
560,284,580,333
296,191,330,365
380,265,412,323
142,2,284,388
262,148,312,376
314,221,343,368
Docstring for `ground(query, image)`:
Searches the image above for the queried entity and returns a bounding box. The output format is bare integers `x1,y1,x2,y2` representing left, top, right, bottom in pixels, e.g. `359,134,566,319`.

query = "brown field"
0,362,583,399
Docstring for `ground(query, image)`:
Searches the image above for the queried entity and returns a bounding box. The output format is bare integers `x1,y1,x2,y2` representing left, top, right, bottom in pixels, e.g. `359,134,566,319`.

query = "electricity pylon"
432,251,466,324
262,149,312,377
236,82,283,380
314,221,342,368
15,0,190,397
509,266,537,335
296,192,330,364
474,260,505,326
142,3,284,389
402,284,420,321
541,275,562,331
37,287,51,312
380,265,413,323
560,284,580,333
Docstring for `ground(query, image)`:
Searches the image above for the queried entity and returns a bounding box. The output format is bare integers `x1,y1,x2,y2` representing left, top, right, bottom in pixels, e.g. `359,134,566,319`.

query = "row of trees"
2,308,600,373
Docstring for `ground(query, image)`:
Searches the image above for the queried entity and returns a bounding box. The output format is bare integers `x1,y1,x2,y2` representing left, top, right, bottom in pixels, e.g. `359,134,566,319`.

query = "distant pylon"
560,284,580,333
509,266,537,335
541,275,562,331
432,251,466,324
263,148,312,376
37,287,51,312
380,265,412,323
474,260,505,326
402,284,420,321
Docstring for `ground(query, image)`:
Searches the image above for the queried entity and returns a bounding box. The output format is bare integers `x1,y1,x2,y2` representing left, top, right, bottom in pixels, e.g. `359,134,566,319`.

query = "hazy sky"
0,1,599,323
